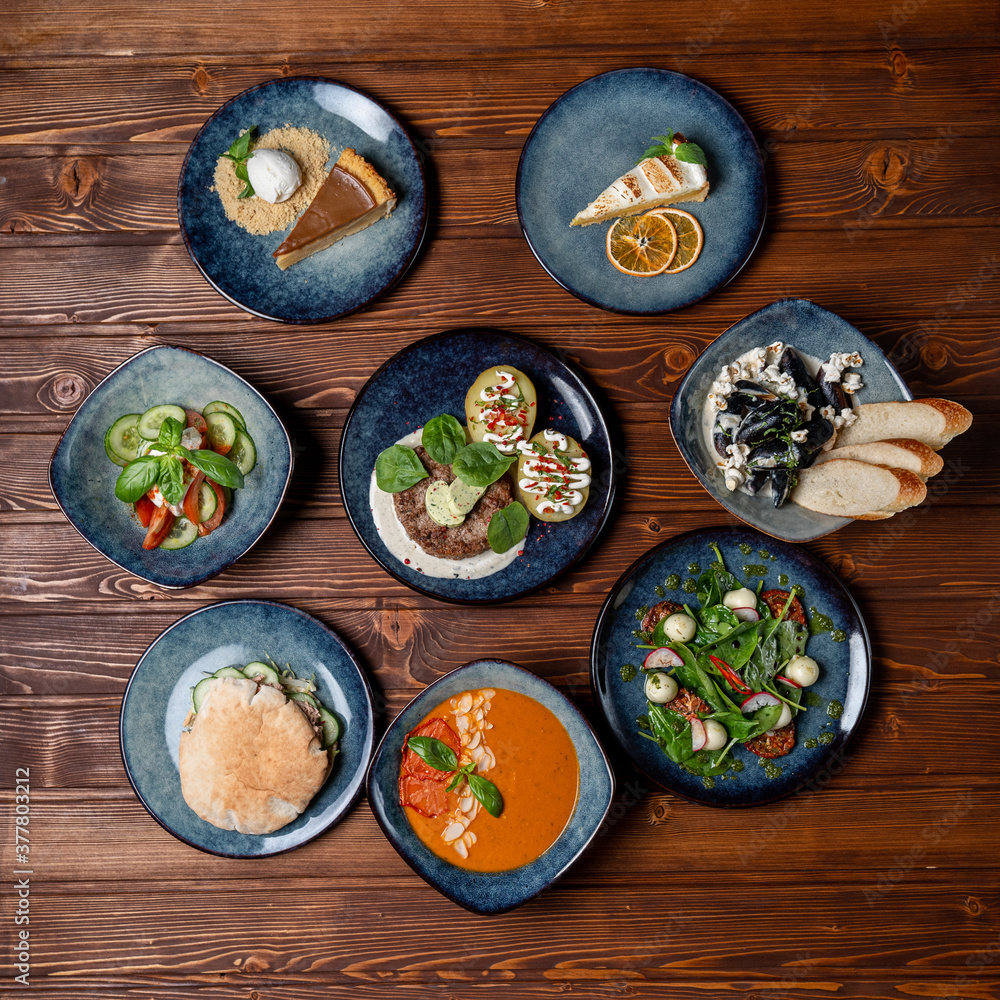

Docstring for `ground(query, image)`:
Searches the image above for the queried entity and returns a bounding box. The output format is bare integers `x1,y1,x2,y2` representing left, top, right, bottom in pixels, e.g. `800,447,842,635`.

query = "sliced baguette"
812,438,944,480
834,398,972,451
792,459,927,519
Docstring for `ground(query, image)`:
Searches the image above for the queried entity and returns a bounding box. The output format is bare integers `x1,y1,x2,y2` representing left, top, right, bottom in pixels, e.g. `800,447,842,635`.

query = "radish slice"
740,691,781,713
689,718,707,752
643,647,684,671
776,674,802,689
732,606,760,622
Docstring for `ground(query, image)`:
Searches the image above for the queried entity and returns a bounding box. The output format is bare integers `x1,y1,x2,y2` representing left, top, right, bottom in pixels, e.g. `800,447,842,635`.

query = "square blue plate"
516,67,766,313
178,76,427,324
120,600,375,858
366,659,614,914
49,344,293,589
670,298,913,542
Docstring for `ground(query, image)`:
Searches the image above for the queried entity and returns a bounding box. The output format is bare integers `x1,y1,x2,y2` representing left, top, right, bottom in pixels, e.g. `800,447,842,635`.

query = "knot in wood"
646,518,661,533
964,895,986,916
886,44,911,85
192,65,213,96
646,794,671,825
661,343,695,380
58,158,98,204
243,955,271,974
827,552,856,581
866,145,909,193
919,339,948,371
42,372,89,410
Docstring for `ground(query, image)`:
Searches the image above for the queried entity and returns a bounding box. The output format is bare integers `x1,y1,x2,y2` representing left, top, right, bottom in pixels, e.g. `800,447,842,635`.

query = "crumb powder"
212,125,331,235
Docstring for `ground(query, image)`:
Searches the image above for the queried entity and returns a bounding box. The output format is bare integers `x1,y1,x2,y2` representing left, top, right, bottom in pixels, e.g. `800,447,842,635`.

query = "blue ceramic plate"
339,328,617,604
178,76,427,324
49,344,292,589
591,527,871,807
516,68,766,314
120,601,375,857
670,298,913,543
367,658,614,914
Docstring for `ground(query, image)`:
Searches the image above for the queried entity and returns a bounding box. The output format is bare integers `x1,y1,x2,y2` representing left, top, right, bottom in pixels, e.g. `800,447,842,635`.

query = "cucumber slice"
213,666,248,679
228,429,257,475
318,707,340,748
287,691,320,710
191,677,214,712
196,481,218,522
137,404,186,441
203,400,246,428
104,414,142,466
244,661,282,686
158,516,198,550
205,412,238,454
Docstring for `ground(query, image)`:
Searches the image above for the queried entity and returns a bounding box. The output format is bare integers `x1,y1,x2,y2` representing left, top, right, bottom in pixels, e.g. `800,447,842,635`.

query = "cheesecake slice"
273,148,395,270
571,136,708,227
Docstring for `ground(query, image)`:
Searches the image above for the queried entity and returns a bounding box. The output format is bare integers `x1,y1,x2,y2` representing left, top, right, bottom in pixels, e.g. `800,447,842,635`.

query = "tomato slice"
760,590,807,625
142,505,175,550
135,495,155,528
185,409,208,449
399,774,450,818
401,718,461,781
182,471,206,524
196,479,226,537
744,722,796,758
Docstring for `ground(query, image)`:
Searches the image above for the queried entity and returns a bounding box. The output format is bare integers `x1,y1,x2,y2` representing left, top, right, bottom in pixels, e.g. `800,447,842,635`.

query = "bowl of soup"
366,659,614,914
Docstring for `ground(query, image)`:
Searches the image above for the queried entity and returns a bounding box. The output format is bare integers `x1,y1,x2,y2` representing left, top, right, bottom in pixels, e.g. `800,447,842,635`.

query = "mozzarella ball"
703,719,728,751
644,671,678,705
663,613,697,642
723,587,757,611
770,703,793,731
785,654,820,687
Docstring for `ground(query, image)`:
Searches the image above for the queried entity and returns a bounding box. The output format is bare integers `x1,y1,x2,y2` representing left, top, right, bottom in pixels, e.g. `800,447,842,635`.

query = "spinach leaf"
700,619,761,671
114,456,160,502
422,414,467,466
451,441,516,488
744,628,779,691
775,620,809,663
647,704,695,763
406,735,458,772
157,415,183,450
375,445,428,493
744,702,783,739
158,455,186,506
186,449,245,490
706,710,758,741
695,604,739,644
487,502,528,553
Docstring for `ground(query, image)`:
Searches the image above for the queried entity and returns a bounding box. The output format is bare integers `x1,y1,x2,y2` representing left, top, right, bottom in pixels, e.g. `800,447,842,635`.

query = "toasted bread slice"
834,399,972,451
792,459,927,519
812,438,944,480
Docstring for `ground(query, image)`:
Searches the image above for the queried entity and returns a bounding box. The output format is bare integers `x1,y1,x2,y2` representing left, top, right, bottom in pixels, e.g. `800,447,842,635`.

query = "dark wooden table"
2,2,998,997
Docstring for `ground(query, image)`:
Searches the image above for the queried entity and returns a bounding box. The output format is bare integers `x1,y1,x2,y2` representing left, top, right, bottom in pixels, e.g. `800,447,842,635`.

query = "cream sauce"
516,430,592,515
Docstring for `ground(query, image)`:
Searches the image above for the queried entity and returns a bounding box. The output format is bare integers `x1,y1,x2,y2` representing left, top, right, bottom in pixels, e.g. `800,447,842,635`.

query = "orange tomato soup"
403,687,579,872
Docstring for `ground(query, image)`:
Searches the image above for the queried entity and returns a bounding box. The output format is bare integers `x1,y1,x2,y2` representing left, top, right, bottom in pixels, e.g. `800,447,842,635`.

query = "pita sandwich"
179,676,332,835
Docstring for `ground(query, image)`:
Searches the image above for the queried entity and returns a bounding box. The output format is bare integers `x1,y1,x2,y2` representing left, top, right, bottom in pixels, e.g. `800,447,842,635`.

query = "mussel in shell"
770,469,796,508
735,397,801,446
816,366,847,411
713,410,742,458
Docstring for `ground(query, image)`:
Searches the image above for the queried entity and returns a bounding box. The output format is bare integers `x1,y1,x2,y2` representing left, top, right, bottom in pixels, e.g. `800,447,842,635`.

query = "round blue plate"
590,527,871,807
339,328,617,604
670,298,913,542
120,601,375,857
49,344,293,590
516,67,766,314
366,658,614,914
178,76,427,324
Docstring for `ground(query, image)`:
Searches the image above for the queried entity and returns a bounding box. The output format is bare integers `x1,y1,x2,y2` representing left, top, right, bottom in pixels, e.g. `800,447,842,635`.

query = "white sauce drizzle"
476,370,527,455
516,430,592,515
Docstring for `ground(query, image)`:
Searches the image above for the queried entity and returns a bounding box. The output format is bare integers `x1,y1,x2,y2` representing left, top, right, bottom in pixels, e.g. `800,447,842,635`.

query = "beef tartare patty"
393,447,513,560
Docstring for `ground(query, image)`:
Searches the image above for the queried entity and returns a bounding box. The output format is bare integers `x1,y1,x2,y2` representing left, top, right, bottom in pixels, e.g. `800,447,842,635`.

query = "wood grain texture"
2,3,998,997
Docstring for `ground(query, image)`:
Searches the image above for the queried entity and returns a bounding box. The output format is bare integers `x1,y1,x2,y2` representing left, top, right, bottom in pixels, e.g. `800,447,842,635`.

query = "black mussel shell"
744,470,770,495
817,366,847,411
735,398,801,446
770,468,797,508
713,411,742,457
747,438,798,470
777,346,817,392
733,379,777,400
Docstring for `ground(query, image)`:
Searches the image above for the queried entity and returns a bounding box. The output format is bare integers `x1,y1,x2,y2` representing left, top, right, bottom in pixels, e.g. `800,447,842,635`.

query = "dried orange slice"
606,213,677,276
644,208,704,273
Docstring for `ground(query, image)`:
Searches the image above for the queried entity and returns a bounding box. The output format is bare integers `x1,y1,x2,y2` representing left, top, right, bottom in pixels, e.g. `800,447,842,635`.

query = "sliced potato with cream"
516,429,592,523
465,366,536,456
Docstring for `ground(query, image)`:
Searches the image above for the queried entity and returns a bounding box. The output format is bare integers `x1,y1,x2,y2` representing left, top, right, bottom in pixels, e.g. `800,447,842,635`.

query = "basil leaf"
467,773,504,818
406,735,458,773
158,455,186,506
451,442,516,489
487,502,529,554
157,416,183,450
185,449,245,490
422,414,467,466
114,456,161,503
674,141,707,166
375,445,428,493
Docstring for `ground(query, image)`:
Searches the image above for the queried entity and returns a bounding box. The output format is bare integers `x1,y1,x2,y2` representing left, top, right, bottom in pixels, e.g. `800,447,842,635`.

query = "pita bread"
179,676,331,835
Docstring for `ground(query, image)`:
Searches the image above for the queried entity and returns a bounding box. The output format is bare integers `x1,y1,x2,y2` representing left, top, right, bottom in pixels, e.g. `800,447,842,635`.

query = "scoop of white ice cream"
246,148,302,204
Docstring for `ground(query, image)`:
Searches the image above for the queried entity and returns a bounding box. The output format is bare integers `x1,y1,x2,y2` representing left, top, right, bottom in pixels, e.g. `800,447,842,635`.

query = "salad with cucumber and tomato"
628,544,823,782
104,401,257,551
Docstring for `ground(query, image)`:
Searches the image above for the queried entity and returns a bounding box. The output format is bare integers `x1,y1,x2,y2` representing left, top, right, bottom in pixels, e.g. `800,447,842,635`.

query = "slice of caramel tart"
273,148,396,270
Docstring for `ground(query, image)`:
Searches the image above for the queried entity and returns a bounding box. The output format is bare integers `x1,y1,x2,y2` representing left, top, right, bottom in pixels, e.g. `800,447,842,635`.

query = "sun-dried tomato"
744,723,796,758
760,590,806,626
641,600,684,633
665,686,711,721
401,717,461,781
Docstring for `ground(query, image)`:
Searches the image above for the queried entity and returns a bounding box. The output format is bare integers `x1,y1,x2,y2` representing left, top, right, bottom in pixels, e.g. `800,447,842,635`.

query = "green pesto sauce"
827,699,844,720
654,584,665,598
758,549,770,559
739,542,752,555
620,663,637,682
632,629,648,641
818,731,834,744
809,607,835,635
759,758,783,779
688,562,701,574
770,554,777,561
790,583,805,597
777,573,789,586
682,578,697,594
665,574,681,589
804,737,818,749
702,776,716,789
804,691,823,707
635,604,649,621
832,629,847,643
731,759,745,773
743,564,768,576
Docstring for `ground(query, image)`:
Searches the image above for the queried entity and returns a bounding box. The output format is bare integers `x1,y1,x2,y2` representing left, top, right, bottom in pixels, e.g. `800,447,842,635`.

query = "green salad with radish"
630,544,823,780
104,401,257,551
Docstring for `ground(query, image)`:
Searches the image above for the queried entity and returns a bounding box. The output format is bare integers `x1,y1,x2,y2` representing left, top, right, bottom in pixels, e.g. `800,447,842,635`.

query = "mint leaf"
221,126,257,198
674,141,707,166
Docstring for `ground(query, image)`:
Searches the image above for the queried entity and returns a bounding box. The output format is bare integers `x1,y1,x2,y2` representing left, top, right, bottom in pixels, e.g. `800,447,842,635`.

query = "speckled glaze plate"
339,328,617,604
670,298,913,542
178,76,427,324
49,344,292,589
366,658,614,914
120,601,375,858
591,527,871,807
516,67,766,314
